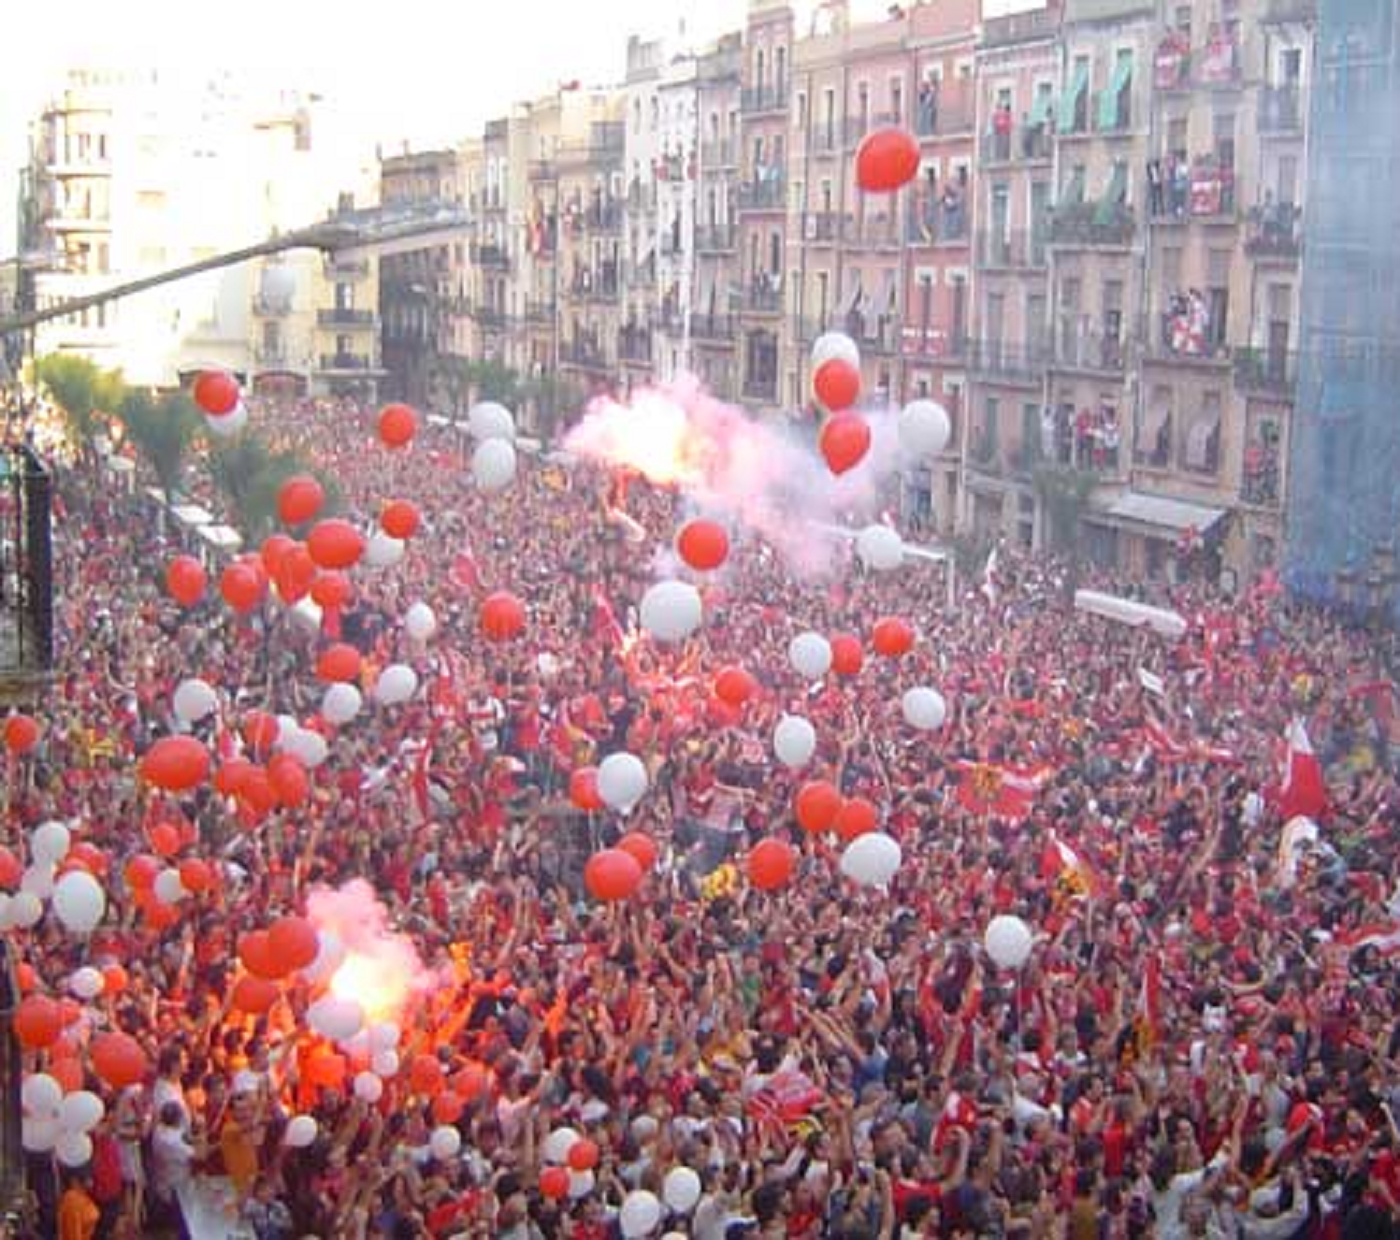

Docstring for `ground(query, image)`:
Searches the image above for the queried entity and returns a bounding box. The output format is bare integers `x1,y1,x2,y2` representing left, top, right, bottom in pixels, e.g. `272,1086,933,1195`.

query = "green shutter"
1094,164,1128,224
1097,56,1133,129
1056,63,1088,131
1029,89,1053,127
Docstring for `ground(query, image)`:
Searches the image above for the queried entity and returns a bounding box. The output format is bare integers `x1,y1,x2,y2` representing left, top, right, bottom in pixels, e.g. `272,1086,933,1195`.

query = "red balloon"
0,847,21,888
124,854,159,891
316,643,362,684
238,931,283,980
569,768,605,812
214,758,255,798
242,711,279,755
267,753,310,807
260,533,297,579
14,995,63,1050
855,126,921,193
192,369,240,416
795,780,843,834
310,572,354,610
820,412,871,475
274,545,317,604
583,849,644,902
676,519,730,571
617,831,659,872
748,839,797,892
91,1032,148,1089
307,1049,347,1089
149,822,181,858
835,797,878,842
306,520,365,571
714,666,757,708
567,1138,600,1171
541,1166,570,1199
64,842,108,878
431,1091,465,1125
452,1064,489,1102
830,634,864,678
165,556,207,607
480,591,526,642
232,975,280,1015
378,403,418,448
814,358,861,413
139,736,210,792
177,857,213,894
409,1053,444,1096
381,499,421,540
3,713,40,755
277,475,325,526
220,563,264,613
871,617,915,658
267,915,319,973
101,964,128,995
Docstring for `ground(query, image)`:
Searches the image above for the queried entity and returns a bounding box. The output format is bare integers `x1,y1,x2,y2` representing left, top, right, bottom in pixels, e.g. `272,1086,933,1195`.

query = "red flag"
1336,922,1400,957
591,586,625,651
1041,831,1107,900
1134,953,1163,1053
955,761,1051,820
1276,719,1328,822
451,549,482,593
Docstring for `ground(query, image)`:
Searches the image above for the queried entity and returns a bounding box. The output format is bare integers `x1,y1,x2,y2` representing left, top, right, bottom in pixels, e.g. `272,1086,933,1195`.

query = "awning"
1098,55,1134,127
1029,87,1054,127
1089,490,1226,537
1057,61,1088,132
1094,162,1128,224
197,524,243,551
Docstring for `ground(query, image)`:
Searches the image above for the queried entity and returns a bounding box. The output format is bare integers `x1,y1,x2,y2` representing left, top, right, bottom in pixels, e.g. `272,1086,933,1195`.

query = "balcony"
692,314,737,343
627,180,657,214
979,124,1052,166
1244,204,1302,261
737,179,786,212
474,307,512,331
1259,85,1304,133
740,284,784,316
472,242,511,270
976,229,1049,269
317,307,376,328
701,139,737,168
1047,201,1136,248
1150,158,1238,224
843,111,901,149
618,327,653,364
324,256,370,280
560,338,609,370
254,346,293,368
524,300,557,324
626,260,657,291
528,159,557,182
742,372,779,402
812,125,842,155
800,212,841,245
1234,347,1298,398
695,223,737,253
48,207,111,232
905,199,970,247
843,213,901,250
0,446,54,696
1261,0,1315,21
1146,309,1231,367
901,325,967,362
1052,320,1127,374
913,95,974,138
586,201,623,234
982,6,1060,46
969,339,1050,385
741,83,788,115
318,353,380,373
253,294,292,317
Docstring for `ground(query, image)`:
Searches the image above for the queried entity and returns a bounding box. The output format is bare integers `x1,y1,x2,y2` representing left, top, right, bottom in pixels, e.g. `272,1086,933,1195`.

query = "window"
769,231,781,275
891,79,903,124
797,92,808,128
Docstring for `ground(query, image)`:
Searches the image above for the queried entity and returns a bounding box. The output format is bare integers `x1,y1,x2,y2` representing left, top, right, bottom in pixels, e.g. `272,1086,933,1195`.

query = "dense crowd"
8,394,1400,1240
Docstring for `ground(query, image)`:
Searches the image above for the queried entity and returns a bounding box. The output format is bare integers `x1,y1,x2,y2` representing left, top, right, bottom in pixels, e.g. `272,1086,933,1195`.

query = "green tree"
115,388,203,502
1033,463,1098,594
35,354,126,454
207,434,332,541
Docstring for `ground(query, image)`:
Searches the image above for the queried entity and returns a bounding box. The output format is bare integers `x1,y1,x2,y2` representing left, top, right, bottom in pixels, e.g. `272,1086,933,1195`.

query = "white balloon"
353,1071,383,1103
52,871,106,934
773,715,817,769
368,1022,400,1052
788,632,832,681
374,664,419,706
10,891,43,929
542,1126,581,1165
639,580,703,644
811,330,860,371
205,403,248,438
984,914,1035,970
302,930,344,984
856,524,904,573
468,400,516,442
365,531,406,568
21,863,55,900
620,1189,663,1238
472,439,517,493
597,752,649,813
68,966,104,1000
173,678,218,724
22,1073,62,1117
286,727,329,769
154,868,186,905
840,833,903,887
307,996,364,1044
55,1131,92,1168
662,1166,702,1214
429,1125,462,1160
901,687,948,732
404,602,437,643
284,1115,318,1148
321,682,363,727
370,1049,400,1078
567,1169,596,1199
898,399,952,459
32,820,71,865
22,1116,60,1153
59,1091,105,1134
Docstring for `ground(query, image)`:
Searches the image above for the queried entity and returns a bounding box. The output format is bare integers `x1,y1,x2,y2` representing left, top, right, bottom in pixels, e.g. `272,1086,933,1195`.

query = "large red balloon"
748,839,797,891
238,768,277,821
814,358,861,413
795,780,843,834
714,666,757,708
480,592,525,642
310,572,353,610
277,475,325,526
835,797,878,842
820,412,871,475
267,915,319,973
409,1053,444,1096
148,821,180,858
260,534,296,579
872,617,915,658
123,854,159,891
220,563,264,614
569,768,605,812
617,831,659,872
238,931,283,980
91,1033,148,1089
14,995,63,1049
831,634,864,678
316,643,362,684
274,545,317,604
306,520,365,571
381,499,421,540
177,857,213,894
0,847,21,888
378,403,417,448
140,736,210,792
165,556,207,608
267,753,310,807
568,1138,600,1171
232,976,280,1016
541,1166,570,1199
192,370,240,416
3,714,40,755
855,127,921,193
584,849,644,902
676,519,730,572
242,711,279,755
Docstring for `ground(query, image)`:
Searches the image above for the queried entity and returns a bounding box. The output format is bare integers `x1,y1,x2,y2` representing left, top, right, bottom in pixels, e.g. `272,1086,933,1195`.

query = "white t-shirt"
150,1124,195,1203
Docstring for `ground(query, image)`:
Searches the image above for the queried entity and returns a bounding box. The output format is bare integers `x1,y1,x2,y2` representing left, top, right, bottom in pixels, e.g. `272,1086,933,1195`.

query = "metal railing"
617,330,654,362
1052,321,1127,372
741,285,783,314
913,97,974,137
560,338,609,368
473,242,510,269
695,223,737,252
1047,201,1136,247
528,159,557,182
1146,311,1231,364
901,326,968,361
701,139,737,167
1259,85,1304,132
968,339,1051,383
742,372,779,401
737,179,786,211
976,229,1049,268
0,446,53,683
1233,347,1298,395
1244,204,1302,259
982,6,1060,46
979,124,1053,164
844,213,902,249
252,294,292,316
318,353,377,371
905,201,970,246
316,307,375,326
741,83,788,114
692,314,737,342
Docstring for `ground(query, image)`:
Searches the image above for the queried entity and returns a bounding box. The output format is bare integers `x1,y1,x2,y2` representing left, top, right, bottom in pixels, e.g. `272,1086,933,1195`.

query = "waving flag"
1042,830,1107,900
954,760,1053,820
1130,952,1163,1058
1337,922,1400,958
981,545,999,607
1275,718,1328,822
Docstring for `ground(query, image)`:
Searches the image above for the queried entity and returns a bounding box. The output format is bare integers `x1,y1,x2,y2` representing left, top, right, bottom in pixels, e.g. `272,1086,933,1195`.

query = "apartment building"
654,54,701,383
623,38,664,391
